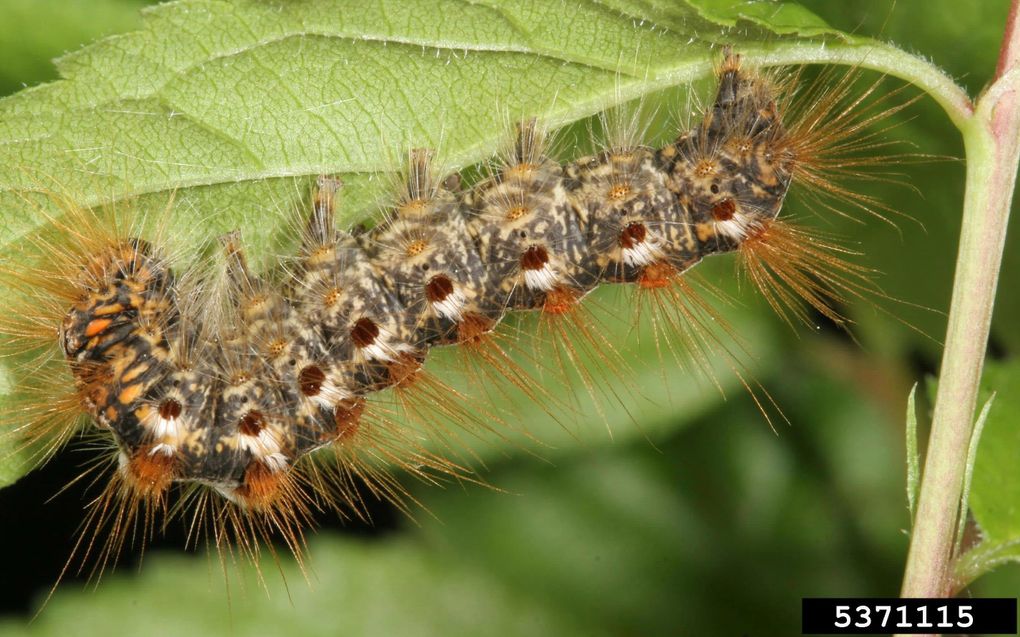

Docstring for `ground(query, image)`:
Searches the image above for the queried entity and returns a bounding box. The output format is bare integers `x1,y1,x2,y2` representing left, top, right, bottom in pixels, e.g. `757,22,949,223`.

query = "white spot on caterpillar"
359,332,414,363
311,377,352,410
432,287,466,321
524,262,558,291
142,404,184,451
239,425,283,460
149,415,178,439
622,236,664,267
714,212,759,242
262,453,289,472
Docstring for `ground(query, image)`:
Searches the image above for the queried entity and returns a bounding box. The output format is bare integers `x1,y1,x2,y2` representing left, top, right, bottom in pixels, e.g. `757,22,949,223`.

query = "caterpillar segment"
41,52,816,555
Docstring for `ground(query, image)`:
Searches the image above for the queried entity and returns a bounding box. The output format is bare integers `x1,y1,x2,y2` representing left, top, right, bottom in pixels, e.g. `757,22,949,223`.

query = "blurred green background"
0,1,1017,635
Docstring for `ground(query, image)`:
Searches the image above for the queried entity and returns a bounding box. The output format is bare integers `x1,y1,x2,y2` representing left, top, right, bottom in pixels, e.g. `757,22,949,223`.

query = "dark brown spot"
158,398,182,420
619,222,647,249
520,245,549,271
711,198,737,221
351,317,380,348
425,275,455,303
239,410,265,436
298,365,326,396
710,183,720,194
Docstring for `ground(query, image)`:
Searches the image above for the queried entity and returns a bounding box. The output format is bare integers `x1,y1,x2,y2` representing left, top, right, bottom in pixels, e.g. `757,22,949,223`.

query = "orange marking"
84,318,113,337
332,398,366,442
638,262,677,289
406,240,428,257
607,184,632,200
93,303,125,316
543,286,578,315
695,160,717,177
505,205,530,221
118,383,143,405
125,448,176,497
235,461,286,511
322,286,342,308
456,312,494,345
268,338,289,357
120,361,150,384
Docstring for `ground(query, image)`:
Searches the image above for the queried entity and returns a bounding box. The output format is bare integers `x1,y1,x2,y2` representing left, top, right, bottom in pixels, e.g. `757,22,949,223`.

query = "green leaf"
905,383,920,522
0,365,909,636
0,536,610,637
0,0,150,97
0,0,895,246
412,367,908,635
0,0,964,489
957,361,1020,585
686,0,840,36
956,391,995,555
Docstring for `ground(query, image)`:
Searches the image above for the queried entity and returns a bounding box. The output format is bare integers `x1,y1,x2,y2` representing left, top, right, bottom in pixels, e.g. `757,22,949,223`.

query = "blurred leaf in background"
0,0,150,96
0,1,1017,636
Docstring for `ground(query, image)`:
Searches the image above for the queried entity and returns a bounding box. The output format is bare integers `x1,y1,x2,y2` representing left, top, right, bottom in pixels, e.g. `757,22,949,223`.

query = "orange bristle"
738,218,879,330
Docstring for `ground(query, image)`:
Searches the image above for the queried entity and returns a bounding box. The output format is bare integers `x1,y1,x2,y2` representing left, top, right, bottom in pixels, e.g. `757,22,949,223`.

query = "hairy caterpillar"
0,46,906,592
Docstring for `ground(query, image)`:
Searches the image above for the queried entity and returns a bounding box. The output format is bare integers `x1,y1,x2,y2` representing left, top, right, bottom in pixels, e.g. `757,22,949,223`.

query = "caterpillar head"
667,52,794,252
58,239,169,360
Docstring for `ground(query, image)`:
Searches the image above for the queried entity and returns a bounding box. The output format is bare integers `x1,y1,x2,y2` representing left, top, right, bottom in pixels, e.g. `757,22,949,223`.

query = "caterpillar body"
2,49,889,572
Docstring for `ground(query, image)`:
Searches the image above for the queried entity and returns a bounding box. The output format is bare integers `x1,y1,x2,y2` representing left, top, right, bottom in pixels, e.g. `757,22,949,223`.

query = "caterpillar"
0,48,904,586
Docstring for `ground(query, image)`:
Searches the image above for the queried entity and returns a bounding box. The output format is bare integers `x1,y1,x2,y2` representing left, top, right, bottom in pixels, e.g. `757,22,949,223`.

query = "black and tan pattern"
56,53,797,516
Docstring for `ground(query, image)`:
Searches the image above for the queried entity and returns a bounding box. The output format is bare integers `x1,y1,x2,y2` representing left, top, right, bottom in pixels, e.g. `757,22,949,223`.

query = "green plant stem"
897,0,1020,622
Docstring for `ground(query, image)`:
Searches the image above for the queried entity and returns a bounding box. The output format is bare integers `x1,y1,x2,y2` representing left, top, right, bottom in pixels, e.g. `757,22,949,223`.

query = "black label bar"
802,597,1017,634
